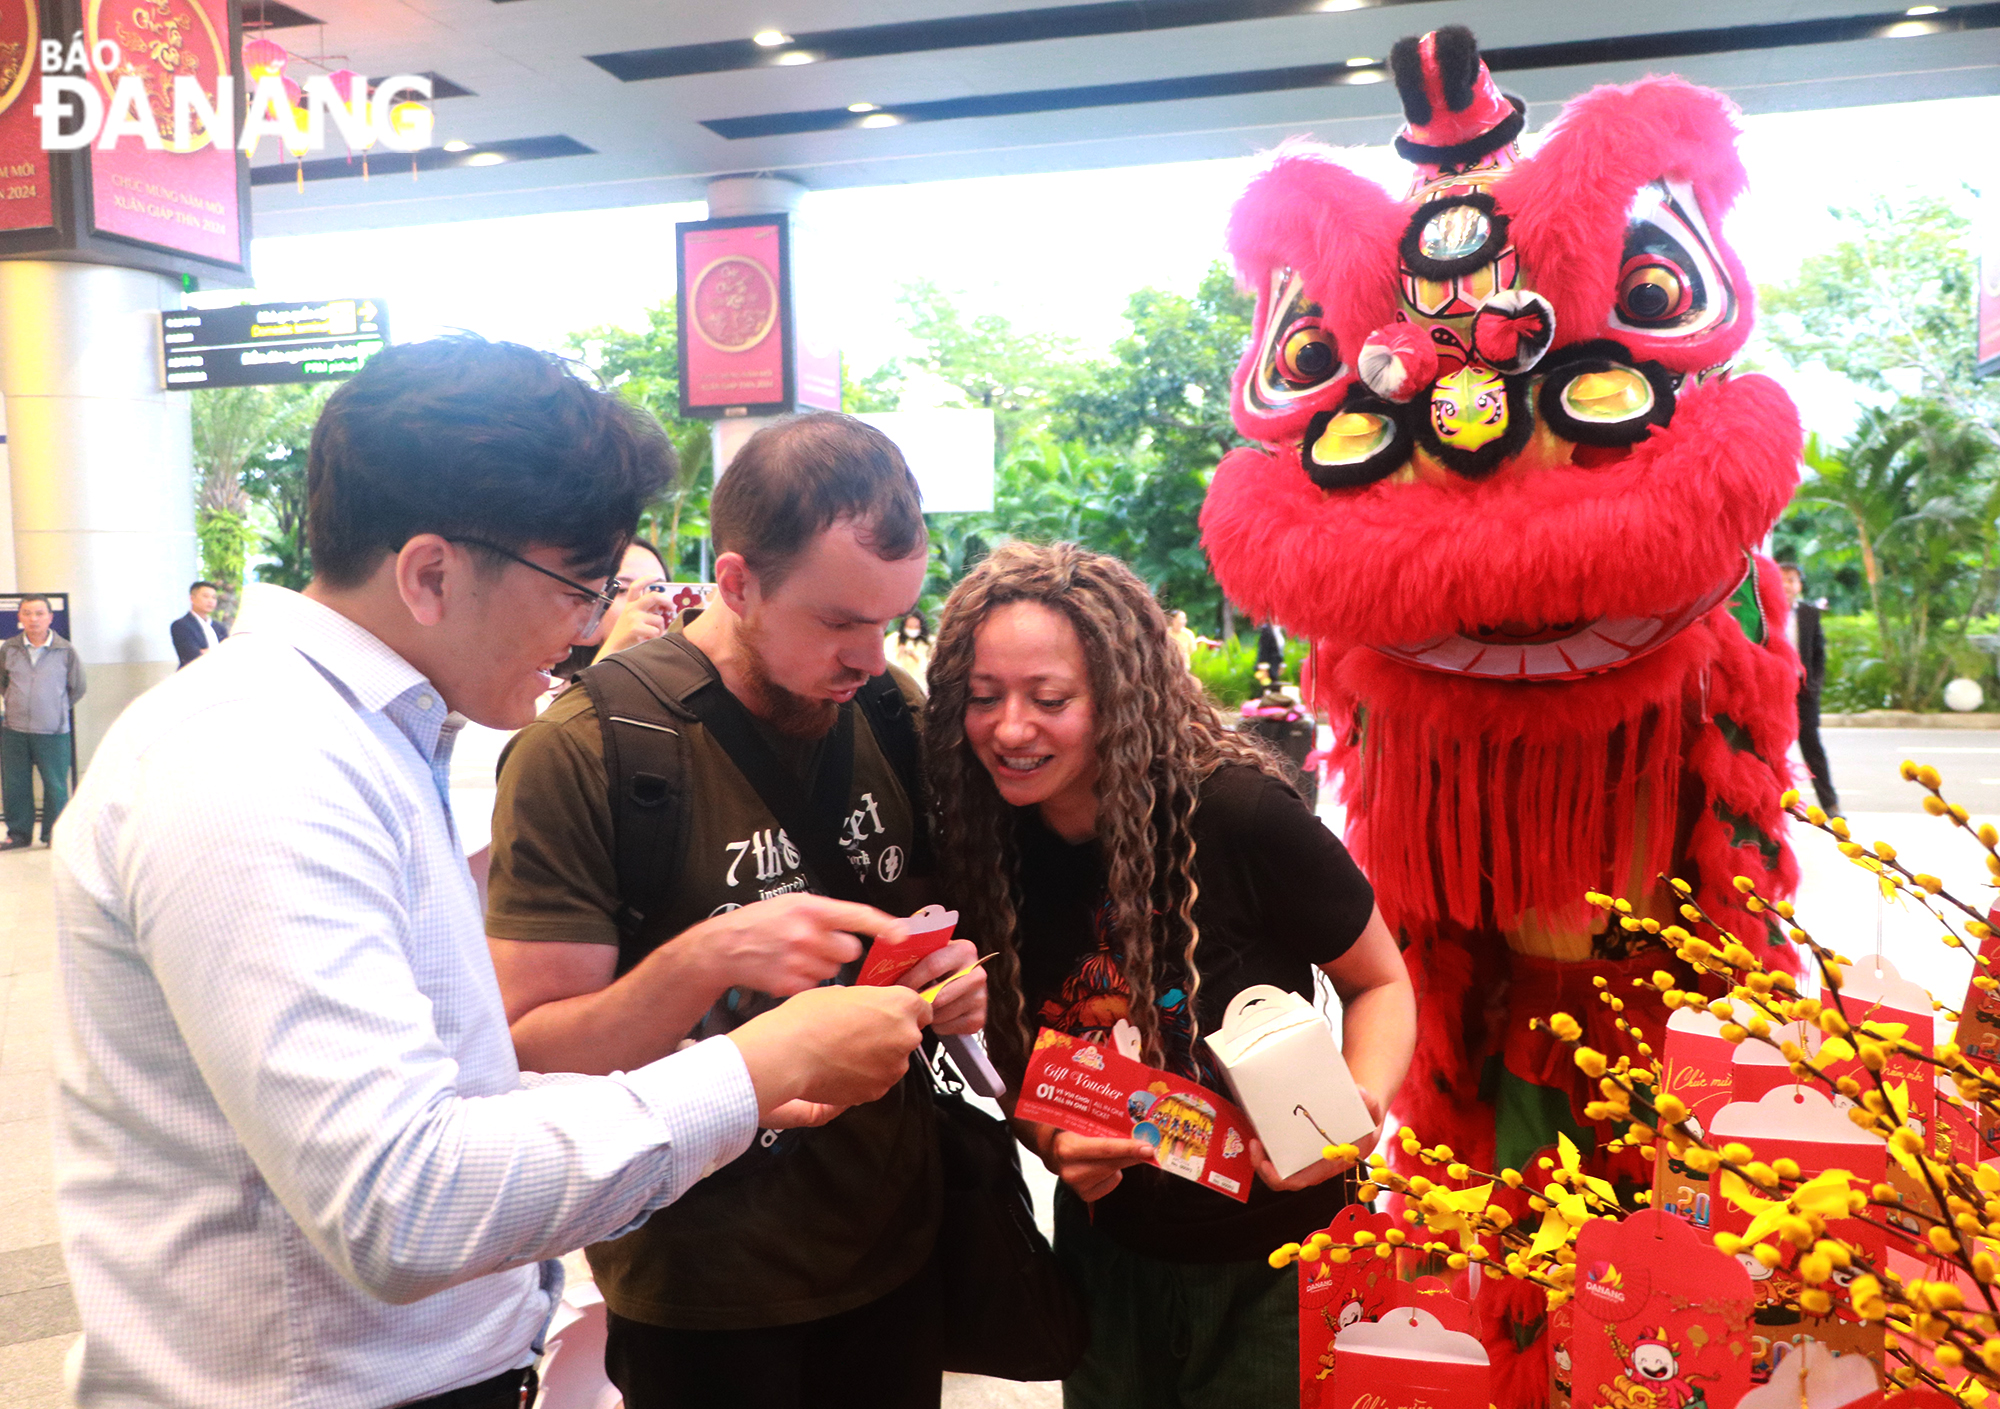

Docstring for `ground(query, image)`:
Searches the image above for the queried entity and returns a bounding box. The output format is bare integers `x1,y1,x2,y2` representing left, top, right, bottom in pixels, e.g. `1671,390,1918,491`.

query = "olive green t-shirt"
485,636,939,1330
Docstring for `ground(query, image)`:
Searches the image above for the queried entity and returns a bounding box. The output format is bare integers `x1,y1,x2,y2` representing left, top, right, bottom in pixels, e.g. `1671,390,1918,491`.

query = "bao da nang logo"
31,28,431,154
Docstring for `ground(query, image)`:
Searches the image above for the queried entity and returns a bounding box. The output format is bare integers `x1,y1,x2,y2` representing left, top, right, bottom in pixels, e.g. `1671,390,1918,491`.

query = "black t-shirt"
1012,762,1377,1263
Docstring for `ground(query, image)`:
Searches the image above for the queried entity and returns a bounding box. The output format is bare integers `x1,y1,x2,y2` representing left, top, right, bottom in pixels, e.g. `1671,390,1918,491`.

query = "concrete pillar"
0,262,194,765
703,177,811,492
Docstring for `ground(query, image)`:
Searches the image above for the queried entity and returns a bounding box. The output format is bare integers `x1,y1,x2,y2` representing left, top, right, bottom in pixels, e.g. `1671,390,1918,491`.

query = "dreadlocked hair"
924,541,1290,1080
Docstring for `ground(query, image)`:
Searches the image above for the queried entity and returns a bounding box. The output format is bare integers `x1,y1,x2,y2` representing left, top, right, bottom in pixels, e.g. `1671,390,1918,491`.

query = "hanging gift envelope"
1299,1203,1407,1408
1656,1005,1750,1231
1734,1335,1883,1409
1663,1005,1744,1135
1203,983,1375,1178
1382,1274,1476,1332
1332,1307,1491,1409
1551,1298,1575,1409
1015,1028,1256,1201
1706,1087,1887,1386
1951,904,2000,1068
1732,1021,1823,1106
1571,1208,1755,1409
857,905,960,986
1818,956,1934,1132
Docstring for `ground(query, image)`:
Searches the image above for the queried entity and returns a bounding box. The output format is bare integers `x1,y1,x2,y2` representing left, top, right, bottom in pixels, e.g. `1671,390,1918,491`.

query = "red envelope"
1332,1307,1490,1409
856,905,958,986
1298,1204,1406,1407
1818,957,1934,1134
1571,1209,1755,1409
1014,1028,1256,1202
1952,905,2000,1070
1706,1087,1888,1385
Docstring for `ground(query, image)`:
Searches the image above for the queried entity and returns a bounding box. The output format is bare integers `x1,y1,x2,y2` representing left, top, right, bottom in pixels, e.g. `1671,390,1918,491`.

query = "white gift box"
1202,984,1375,1179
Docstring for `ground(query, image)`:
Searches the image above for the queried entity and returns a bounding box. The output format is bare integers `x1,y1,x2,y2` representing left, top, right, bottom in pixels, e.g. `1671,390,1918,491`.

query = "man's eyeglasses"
448,538,619,637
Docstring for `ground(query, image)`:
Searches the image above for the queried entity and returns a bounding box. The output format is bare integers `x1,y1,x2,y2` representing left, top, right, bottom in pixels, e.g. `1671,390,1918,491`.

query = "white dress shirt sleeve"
105,710,758,1306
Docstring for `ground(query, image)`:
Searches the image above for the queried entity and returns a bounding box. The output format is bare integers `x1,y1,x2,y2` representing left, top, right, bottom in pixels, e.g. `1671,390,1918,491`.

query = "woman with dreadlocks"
926,542,1414,1407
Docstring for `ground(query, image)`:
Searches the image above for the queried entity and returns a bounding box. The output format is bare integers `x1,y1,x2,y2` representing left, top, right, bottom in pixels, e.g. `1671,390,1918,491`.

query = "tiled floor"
0,845,78,1408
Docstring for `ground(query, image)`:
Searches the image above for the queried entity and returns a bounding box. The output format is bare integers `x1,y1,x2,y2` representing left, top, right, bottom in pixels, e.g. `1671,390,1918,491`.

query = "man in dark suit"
170,581,228,668
1255,620,1288,687
1780,563,1839,815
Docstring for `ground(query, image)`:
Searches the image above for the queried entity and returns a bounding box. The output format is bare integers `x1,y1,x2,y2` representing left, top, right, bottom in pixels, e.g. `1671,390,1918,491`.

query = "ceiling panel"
246,0,2000,237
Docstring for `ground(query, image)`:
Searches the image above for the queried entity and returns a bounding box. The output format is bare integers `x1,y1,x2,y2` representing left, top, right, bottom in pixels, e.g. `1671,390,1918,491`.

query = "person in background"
553,538,674,682
886,608,933,689
1254,620,1288,688
1779,562,1840,816
50,337,930,1409
924,542,1415,1409
170,580,229,667
0,594,85,850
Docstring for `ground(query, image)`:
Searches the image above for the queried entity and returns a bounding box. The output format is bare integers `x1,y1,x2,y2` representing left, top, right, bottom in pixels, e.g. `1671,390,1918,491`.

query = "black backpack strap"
854,671,933,876
576,644,704,969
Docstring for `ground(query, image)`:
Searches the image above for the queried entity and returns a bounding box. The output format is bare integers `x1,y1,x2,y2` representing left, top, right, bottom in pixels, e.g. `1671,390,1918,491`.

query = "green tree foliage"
862,280,1081,455
190,384,326,602
1791,406,2000,709
552,269,1257,640
869,263,1252,630
1765,191,2000,708
1760,192,1998,427
1052,263,1255,627
569,302,714,577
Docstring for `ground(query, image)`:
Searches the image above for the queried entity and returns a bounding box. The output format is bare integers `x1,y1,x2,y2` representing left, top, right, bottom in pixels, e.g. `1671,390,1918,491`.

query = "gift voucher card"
1015,1028,1255,1202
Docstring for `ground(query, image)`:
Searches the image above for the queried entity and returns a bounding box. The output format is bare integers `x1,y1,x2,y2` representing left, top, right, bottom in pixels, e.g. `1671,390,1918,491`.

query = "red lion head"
1202,27,1799,682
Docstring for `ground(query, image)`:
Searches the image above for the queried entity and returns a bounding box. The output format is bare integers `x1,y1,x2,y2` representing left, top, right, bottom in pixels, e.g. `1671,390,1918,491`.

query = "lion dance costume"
1199,27,1804,1401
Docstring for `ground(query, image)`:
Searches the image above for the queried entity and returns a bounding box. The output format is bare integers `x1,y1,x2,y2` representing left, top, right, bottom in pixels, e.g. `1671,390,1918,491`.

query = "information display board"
161,299,389,388
676,214,795,418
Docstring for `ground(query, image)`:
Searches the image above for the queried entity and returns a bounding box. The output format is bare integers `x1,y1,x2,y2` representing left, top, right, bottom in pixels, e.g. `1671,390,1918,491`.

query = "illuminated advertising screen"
677,214,794,418
85,0,241,265
0,0,50,232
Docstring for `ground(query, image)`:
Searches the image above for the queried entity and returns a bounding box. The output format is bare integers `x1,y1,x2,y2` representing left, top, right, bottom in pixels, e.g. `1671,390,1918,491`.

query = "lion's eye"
1616,256,1692,326
1608,181,1733,340
1244,268,1349,417
1277,322,1339,387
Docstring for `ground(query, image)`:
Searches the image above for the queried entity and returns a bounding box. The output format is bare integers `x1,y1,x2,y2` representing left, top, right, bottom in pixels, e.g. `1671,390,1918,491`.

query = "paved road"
1818,728,2000,816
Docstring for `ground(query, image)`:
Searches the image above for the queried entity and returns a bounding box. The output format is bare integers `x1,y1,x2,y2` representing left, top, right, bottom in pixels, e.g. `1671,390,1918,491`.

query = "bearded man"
486,411,986,1409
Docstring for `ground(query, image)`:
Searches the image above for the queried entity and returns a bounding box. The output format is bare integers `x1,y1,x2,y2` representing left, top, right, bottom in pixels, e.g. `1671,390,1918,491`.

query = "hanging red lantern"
243,37,287,81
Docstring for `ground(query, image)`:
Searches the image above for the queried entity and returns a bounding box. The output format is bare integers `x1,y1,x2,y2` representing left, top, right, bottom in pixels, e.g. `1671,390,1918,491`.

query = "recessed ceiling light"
1346,69,1386,84
773,49,814,65
847,101,879,113
466,151,506,166
1345,55,1374,67
1320,0,1367,10
441,139,471,152
752,29,791,46
858,112,900,128
1905,4,1943,13
1883,18,1936,34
